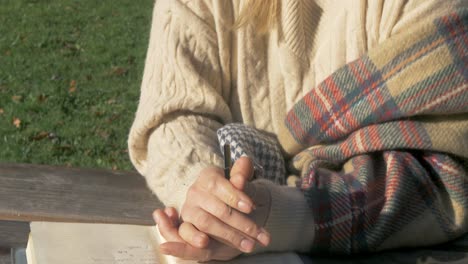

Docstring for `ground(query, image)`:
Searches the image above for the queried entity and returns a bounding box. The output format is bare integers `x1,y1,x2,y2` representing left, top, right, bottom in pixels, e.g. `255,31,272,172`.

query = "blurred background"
0,0,155,171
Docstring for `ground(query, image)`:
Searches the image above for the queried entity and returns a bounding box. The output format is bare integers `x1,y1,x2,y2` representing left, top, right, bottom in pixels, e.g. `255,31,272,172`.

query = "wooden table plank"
0,163,163,225
0,255,10,264
0,221,29,248
0,248,11,264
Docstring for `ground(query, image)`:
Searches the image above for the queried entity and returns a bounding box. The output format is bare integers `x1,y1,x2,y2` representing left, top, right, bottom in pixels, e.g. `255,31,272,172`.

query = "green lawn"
0,0,155,170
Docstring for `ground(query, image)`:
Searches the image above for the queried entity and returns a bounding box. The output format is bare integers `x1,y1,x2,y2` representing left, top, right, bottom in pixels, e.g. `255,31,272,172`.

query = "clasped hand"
153,157,271,261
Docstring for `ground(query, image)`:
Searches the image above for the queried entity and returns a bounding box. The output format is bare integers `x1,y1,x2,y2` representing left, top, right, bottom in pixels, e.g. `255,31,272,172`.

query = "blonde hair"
234,0,279,34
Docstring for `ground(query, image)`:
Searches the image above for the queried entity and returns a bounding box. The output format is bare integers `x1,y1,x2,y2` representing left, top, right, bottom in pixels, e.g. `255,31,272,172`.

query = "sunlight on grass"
0,0,155,170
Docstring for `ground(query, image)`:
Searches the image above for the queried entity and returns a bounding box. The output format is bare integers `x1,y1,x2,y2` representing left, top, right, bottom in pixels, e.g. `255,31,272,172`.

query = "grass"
0,0,155,170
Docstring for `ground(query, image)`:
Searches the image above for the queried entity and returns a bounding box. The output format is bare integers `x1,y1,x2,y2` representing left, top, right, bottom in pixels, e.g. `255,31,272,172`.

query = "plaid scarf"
218,9,468,254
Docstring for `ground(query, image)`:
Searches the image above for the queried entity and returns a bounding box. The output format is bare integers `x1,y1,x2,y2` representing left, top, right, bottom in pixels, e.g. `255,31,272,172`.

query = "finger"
200,168,254,213
183,207,256,253
178,222,210,248
160,242,211,261
229,156,254,190
195,191,270,246
153,209,184,243
164,207,179,226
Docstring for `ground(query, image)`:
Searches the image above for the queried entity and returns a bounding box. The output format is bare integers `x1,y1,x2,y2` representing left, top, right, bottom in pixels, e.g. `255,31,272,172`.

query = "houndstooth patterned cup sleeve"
217,123,286,185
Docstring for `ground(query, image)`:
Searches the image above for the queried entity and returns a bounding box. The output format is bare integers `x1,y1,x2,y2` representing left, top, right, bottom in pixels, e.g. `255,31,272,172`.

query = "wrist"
243,180,272,228
248,180,315,254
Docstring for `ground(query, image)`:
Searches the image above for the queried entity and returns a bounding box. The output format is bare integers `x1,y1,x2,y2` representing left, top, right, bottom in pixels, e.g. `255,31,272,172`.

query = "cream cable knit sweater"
128,0,459,254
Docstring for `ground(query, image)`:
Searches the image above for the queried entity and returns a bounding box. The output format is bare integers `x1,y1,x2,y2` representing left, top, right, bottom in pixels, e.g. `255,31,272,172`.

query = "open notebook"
25,222,303,264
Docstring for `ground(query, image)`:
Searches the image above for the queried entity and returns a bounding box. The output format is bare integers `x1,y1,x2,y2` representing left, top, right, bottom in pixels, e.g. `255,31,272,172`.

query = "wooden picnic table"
0,163,162,262
2,163,467,264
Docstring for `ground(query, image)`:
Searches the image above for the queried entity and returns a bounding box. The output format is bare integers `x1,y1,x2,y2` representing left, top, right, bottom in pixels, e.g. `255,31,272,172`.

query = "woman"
128,0,468,261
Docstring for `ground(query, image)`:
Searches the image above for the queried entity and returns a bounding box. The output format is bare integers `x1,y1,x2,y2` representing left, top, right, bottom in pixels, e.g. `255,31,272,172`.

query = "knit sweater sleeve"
128,0,232,210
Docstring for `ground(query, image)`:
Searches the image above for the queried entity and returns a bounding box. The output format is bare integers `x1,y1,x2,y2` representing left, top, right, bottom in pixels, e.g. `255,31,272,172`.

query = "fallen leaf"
12,95,22,102
50,75,61,81
106,113,120,123
31,131,49,141
13,117,21,128
55,145,72,151
37,94,48,103
110,67,128,76
48,132,58,139
69,80,77,93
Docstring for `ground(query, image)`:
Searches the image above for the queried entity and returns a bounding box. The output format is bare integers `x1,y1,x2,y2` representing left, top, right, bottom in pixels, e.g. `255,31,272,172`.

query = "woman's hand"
178,157,270,253
154,207,242,261
154,157,271,261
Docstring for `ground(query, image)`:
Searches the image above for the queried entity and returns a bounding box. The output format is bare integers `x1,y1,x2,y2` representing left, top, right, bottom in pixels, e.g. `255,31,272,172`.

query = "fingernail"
240,239,255,252
257,230,270,246
194,234,206,247
238,200,252,212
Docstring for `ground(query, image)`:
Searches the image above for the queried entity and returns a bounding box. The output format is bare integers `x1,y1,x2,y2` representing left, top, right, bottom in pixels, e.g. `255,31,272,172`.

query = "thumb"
229,156,254,190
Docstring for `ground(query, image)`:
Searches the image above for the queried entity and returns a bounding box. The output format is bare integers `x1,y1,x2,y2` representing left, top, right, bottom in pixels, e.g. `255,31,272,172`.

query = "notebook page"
30,222,161,264
29,222,303,264
26,234,37,264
